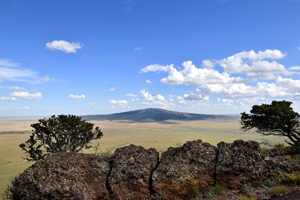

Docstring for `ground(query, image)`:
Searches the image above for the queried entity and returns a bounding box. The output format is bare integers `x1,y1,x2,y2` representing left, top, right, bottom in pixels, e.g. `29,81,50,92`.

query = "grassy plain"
0,117,287,196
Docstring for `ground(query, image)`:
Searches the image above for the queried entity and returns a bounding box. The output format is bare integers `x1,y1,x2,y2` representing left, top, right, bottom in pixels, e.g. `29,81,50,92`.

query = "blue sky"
1,0,300,116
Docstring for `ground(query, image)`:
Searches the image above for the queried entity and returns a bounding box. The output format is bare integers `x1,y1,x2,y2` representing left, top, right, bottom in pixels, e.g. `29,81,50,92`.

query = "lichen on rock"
152,139,217,200
13,152,110,200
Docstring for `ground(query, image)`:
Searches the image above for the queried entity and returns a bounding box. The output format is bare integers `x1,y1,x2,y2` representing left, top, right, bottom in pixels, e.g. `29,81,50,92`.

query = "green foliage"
267,187,287,195
280,173,300,185
241,100,300,148
151,193,165,200
212,185,226,194
19,114,103,161
263,180,276,187
186,180,200,198
204,189,214,198
241,183,253,192
2,177,19,200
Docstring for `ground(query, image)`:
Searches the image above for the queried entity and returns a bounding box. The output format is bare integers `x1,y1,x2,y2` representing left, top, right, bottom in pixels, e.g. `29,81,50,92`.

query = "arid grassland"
0,117,287,196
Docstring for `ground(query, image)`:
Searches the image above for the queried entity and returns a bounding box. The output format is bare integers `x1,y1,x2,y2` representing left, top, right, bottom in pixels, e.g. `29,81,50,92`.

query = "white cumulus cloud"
131,98,139,102
109,87,121,92
0,97,16,100
46,40,83,53
10,92,42,99
140,64,174,73
146,80,152,83
17,106,30,110
108,99,128,106
67,94,85,99
289,66,300,70
183,93,209,101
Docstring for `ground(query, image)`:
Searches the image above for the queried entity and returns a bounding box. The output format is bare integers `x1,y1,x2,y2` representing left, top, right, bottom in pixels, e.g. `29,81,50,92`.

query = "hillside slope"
81,108,234,122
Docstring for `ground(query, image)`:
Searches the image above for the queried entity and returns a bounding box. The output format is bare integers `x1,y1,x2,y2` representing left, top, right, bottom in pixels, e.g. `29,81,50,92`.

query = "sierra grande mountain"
81,108,234,122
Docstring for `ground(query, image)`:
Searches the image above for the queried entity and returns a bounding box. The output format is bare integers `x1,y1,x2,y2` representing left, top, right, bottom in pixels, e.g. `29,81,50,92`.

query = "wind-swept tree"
241,100,300,148
20,114,103,161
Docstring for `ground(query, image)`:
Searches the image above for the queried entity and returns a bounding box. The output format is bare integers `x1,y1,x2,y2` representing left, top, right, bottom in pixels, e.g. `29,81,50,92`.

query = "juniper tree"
20,114,103,161
241,100,300,148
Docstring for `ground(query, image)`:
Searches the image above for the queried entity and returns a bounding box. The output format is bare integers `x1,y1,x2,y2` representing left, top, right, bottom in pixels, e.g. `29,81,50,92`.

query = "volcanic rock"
108,144,159,200
13,152,110,200
152,139,217,200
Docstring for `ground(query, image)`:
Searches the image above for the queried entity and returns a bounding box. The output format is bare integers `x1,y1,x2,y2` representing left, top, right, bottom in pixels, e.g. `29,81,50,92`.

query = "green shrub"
241,183,253,192
212,185,226,194
203,189,214,198
186,180,200,198
2,177,19,200
268,186,287,195
263,180,276,187
151,193,165,200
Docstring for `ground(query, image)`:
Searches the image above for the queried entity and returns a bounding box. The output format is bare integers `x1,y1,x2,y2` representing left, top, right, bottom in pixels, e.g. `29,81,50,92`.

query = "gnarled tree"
241,100,300,148
20,114,103,161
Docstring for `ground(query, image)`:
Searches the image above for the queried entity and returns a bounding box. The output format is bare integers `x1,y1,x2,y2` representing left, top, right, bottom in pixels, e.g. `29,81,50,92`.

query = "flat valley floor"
0,117,288,196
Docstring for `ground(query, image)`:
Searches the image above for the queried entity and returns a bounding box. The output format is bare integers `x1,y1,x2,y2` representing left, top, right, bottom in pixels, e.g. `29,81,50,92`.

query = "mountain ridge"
81,108,235,122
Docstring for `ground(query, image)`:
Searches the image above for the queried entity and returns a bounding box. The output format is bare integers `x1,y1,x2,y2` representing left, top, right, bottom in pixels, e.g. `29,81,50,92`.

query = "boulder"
108,144,159,200
13,152,110,200
216,140,293,189
152,139,217,200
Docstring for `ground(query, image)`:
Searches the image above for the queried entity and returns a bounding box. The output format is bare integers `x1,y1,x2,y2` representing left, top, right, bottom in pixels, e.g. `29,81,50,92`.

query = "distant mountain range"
81,108,236,122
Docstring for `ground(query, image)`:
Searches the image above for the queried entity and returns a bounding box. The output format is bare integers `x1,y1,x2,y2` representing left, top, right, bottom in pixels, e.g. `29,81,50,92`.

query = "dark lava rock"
216,140,293,189
152,139,217,200
13,152,110,200
108,144,159,200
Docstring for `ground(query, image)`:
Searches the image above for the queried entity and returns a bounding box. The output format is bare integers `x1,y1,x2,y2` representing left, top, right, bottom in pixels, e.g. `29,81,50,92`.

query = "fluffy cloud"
41,75,55,82
46,40,82,53
126,94,137,97
276,76,300,93
140,90,174,107
131,98,139,102
197,82,290,98
140,64,174,73
183,93,209,101
0,97,16,100
0,74,3,82
10,92,42,99
202,60,215,68
67,94,85,99
289,66,300,70
218,49,287,79
109,87,121,92
160,61,245,85
146,80,152,83
108,99,128,106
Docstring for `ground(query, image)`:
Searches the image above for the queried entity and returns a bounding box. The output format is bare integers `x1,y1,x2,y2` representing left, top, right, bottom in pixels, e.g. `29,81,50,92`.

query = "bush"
186,180,200,198
212,185,226,195
2,177,18,200
241,183,253,192
19,114,103,161
268,187,287,195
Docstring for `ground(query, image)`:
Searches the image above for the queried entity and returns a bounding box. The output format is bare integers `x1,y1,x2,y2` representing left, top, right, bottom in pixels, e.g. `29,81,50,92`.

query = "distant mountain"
81,108,235,122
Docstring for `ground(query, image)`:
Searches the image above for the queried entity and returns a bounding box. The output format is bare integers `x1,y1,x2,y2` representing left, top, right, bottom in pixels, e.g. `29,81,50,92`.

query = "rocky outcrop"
13,139,298,200
152,139,217,200
13,152,110,200
108,144,159,200
216,140,293,189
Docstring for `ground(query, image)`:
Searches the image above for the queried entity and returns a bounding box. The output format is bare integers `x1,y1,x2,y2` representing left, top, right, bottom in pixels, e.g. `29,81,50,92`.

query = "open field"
0,117,288,196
